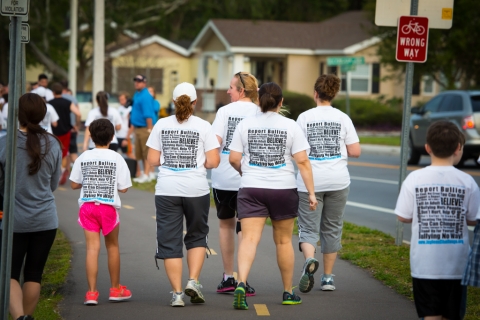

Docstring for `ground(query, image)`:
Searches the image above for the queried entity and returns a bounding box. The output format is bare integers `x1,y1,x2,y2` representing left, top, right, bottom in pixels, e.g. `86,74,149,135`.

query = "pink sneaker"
84,291,99,305
109,285,132,301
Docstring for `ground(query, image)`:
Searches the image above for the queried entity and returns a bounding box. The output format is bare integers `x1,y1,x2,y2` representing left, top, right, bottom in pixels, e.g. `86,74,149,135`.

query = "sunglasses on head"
236,72,247,89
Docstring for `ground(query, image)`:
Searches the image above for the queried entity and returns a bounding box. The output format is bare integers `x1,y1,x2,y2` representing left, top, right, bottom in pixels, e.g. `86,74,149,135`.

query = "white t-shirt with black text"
146,115,220,197
117,105,131,139
211,101,261,190
70,148,132,210
39,103,60,134
296,106,359,192
229,111,310,189
85,107,122,148
395,166,480,279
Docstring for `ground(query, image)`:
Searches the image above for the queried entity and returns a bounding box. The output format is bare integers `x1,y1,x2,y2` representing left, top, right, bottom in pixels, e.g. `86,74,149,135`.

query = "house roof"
108,35,190,58
191,11,379,55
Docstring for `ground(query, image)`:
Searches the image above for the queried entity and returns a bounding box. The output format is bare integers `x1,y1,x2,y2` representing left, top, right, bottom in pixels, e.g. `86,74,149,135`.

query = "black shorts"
117,138,128,154
412,277,466,320
154,194,210,259
213,189,237,220
237,188,299,221
108,143,119,152
69,131,78,154
0,229,57,283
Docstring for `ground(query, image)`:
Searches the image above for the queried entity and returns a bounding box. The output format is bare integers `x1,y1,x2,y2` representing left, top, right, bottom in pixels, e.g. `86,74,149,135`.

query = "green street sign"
341,64,356,73
327,56,365,66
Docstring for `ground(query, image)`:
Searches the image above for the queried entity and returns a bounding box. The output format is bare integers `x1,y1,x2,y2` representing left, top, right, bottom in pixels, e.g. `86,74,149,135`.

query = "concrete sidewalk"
56,186,417,319
361,144,401,156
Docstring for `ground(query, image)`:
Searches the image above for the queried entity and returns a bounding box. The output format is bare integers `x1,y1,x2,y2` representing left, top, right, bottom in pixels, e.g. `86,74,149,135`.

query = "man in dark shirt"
49,82,81,184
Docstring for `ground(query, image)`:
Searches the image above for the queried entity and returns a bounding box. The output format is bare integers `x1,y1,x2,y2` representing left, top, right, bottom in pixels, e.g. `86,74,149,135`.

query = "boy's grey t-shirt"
0,131,62,232
395,166,480,279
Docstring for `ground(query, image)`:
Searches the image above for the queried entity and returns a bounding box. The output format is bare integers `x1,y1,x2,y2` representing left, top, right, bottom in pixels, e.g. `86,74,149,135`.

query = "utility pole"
69,0,78,95
92,0,104,99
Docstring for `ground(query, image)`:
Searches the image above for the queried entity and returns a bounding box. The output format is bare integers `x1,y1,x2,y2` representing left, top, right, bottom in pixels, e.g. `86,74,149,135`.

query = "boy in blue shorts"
395,121,480,320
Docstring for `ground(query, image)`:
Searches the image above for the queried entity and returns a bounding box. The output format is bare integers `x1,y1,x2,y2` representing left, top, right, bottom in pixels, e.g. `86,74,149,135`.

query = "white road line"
350,176,397,185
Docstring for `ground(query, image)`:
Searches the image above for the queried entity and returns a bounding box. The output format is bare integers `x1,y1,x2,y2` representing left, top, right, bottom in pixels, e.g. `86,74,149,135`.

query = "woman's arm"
397,216,412,223
229,151,243,176
147,148,161,167
83,127,90,151
115,124,121,131
71,182,82,189
293,150,318,211
205,149,220,169
346,142,361,158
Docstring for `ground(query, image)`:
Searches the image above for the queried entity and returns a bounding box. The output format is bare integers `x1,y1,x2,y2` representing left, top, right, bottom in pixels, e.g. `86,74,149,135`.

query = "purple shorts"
78,202,119,235
237,188,299,221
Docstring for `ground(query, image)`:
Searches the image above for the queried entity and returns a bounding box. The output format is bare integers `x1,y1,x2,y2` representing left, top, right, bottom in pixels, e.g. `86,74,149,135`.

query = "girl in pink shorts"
70,118,133,305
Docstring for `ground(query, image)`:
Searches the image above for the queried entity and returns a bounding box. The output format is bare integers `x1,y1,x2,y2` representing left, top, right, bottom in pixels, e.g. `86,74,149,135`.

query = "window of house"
340,64,371,93
422,75,434,95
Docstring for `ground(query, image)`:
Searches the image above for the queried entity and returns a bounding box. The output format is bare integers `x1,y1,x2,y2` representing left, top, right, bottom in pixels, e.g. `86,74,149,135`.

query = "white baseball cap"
32,86,46,98
173,82,197,101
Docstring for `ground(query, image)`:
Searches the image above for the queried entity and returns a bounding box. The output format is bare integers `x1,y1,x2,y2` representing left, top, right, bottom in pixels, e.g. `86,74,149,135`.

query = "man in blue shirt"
131,75,156,183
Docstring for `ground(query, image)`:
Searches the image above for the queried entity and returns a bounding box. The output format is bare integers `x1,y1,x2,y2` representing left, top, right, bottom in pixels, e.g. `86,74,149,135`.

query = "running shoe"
59,169,69,185
299,257,319,293
16,316,35,320
320,274,336,291
185,279,205,303
245,281,256,297
109,285,132,301
233,282,248,310
133,173,149,183
282,290,302,305
217,274,236,293
170,291,185,307
84,290,99,305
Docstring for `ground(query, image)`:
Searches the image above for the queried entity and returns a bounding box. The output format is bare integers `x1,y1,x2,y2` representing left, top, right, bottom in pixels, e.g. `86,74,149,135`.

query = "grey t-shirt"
0,131,62,232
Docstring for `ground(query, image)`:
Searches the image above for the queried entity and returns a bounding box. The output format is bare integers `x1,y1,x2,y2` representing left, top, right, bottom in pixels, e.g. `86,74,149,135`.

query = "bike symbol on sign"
401,21,425,35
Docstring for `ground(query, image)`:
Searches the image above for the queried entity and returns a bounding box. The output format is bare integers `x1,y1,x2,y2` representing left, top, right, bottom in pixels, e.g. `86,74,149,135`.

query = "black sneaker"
282,290,302,305
245,281,256,296
217,274,236,293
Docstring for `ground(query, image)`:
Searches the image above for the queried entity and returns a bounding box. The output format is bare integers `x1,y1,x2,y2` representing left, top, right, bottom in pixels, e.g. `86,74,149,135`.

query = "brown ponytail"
18,93,59,175
314,74,340,102
174,95,193,123
96,91,109,116
258,82,283,113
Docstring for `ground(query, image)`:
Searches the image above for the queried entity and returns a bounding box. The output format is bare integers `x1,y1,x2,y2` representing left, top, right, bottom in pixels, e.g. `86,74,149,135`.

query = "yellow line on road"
254,304,270,316
58,187,67,191
122,205,134,209
152,216,156,219
349,161,480,177
233,272,237,280
209,249,217,255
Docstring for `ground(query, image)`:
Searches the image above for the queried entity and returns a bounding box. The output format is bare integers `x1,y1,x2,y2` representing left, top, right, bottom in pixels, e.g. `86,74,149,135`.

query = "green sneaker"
233,282,248,310
185,279,205,303
282,290,302,305
299,257,319,293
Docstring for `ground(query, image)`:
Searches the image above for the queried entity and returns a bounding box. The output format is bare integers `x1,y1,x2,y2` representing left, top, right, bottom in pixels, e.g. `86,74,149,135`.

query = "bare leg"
143,159,152,176
300,242,316,260
187,247,206,281
105,225,120,288
165,258,183,292
84,230,101,292
424,316,442,320
323,252,337,275
237,217,266,284
272,218,295,292
219,218,236,275
22,282,41,315
9,279,24,319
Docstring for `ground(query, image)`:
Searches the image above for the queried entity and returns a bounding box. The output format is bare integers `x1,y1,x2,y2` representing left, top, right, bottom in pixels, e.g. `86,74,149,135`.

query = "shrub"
282,91,316,121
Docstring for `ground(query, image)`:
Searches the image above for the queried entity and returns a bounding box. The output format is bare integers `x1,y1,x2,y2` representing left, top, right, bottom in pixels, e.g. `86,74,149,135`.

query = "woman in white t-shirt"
83,91,122,152
211,72,260,296
229,82,317,309
296,74,361,294
146,82,220,307
116,93,131,154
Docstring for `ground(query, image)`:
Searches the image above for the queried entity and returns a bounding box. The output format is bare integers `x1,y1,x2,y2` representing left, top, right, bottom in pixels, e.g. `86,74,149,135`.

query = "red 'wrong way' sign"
396,16,429,63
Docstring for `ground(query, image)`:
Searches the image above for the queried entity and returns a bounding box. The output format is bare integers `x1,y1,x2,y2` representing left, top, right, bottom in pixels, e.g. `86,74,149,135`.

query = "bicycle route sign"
1,0,29,16
396,16,429,63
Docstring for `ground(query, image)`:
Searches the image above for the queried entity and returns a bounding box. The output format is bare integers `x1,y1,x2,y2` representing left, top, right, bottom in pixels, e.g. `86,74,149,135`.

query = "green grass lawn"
359,136,401,146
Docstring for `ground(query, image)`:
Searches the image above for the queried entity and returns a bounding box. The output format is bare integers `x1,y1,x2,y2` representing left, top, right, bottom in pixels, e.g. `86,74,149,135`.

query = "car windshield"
76,92,92,103
471,95,480,112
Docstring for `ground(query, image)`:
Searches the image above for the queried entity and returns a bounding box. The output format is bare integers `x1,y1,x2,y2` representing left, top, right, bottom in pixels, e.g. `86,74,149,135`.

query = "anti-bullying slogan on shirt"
306,121,341,161
81,160,117,203
248,128,287,168
416,185,466,245
223,116,245,154
161,129,199,171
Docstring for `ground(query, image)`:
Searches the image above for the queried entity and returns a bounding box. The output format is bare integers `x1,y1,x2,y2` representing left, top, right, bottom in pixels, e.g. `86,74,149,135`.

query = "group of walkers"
1,68,480,320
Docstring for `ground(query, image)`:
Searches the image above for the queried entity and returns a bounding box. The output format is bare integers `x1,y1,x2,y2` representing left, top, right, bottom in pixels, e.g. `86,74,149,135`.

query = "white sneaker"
185,279,205,303
148,172,157,181
170,291,185,307
133,173,149,183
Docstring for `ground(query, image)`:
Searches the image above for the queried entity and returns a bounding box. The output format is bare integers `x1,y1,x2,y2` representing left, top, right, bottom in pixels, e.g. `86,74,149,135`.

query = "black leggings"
0,229,57,283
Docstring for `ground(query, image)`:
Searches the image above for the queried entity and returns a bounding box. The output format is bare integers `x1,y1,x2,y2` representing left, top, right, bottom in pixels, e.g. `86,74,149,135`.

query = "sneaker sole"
217,287,236,293
171,302,185,307
299,259,319,293
185,288,205,303
84,300,98,305
282,300,302,305
321,285,336,291
246,291,256,297
233,287,248,310
109,295,132,301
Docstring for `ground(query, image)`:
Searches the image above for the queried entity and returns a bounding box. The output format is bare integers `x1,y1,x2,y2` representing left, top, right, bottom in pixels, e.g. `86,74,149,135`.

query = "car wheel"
407,137,421,165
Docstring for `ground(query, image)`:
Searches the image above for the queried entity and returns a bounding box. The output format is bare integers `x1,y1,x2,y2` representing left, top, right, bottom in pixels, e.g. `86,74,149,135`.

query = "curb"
361,144,401,156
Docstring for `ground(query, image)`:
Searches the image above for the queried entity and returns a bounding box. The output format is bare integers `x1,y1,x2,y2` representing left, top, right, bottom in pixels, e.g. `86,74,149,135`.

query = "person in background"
296,74,361,294
0,93,62,320
60,82,80,165
30,82,39,91
1,93,8,132
148,86,160,124
117,92,132,155
31,87,59,134
146,82,220,307
37,74,54,102
396,121,479,320
70,118,133,306
229,82,317,309
211,72,260,296
131,75,156,183
49,83,81,185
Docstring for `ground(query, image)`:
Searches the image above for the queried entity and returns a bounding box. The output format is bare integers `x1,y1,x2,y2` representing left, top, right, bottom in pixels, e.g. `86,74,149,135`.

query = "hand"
308,194,318,211
121,139,128,147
